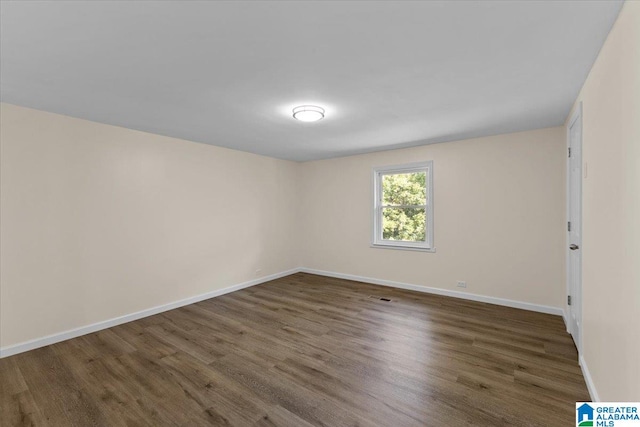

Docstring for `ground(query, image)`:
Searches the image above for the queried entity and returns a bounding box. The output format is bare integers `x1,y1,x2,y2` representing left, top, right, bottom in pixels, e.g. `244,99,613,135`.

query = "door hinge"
568,147,571,158
568,221,571,232
568,295,572,306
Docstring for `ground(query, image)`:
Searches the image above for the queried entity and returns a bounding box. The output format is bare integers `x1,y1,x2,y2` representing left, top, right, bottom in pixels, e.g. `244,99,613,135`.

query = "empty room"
1,1,639,426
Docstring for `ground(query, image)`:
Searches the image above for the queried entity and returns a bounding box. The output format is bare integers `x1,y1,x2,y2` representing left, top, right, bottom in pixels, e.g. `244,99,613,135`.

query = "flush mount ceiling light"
292,105,325,122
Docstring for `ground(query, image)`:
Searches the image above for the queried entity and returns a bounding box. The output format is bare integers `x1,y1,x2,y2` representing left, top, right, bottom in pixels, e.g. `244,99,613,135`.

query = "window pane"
382,207,426,242
382,172,426,206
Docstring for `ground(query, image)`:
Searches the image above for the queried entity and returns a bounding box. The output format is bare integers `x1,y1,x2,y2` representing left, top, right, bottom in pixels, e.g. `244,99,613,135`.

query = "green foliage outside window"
381,172,427,242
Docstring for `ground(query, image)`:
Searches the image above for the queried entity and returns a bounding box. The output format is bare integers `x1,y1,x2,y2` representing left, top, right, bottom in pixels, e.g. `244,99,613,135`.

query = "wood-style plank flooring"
0,273,589,426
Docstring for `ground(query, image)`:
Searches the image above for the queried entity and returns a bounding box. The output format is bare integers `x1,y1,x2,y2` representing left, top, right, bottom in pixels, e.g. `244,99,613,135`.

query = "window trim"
371,161,435,252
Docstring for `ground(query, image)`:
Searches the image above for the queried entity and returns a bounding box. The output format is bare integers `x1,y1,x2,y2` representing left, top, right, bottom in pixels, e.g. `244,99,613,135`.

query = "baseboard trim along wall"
1,267,565,359
0,268,300,359
579,355,600,402
299,268,565,316
562,310,570,331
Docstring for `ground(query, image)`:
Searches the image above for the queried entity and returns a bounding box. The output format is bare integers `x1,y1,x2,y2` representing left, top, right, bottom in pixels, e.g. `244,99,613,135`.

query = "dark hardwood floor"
0,272,589,426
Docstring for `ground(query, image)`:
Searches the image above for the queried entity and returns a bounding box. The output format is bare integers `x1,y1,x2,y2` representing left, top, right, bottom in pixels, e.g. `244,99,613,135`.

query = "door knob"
570,244,579,250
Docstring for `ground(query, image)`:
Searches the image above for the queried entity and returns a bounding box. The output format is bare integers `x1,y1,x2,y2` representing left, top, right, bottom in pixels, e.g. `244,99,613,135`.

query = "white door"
568,106,583,351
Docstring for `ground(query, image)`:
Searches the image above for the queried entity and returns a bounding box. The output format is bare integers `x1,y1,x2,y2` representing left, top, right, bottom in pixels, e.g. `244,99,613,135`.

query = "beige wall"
0,103,300,348
299,127,566,308
1,104,567,351
566,1,640,401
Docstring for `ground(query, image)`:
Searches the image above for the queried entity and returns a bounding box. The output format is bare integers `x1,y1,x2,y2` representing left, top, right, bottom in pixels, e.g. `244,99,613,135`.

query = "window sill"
370,244,436,253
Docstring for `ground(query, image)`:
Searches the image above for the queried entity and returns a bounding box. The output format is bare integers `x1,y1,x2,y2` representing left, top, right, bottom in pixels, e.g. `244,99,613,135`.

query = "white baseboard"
579,355,600,402
299,268,564,316
0,268,300,359
0,266,566,359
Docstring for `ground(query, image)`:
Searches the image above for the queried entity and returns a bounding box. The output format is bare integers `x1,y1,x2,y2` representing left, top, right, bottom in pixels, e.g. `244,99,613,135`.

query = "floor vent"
368,295,392,302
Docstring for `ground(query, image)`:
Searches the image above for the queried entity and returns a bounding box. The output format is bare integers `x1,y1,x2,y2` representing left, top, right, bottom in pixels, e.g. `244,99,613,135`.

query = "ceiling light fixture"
293,105,325,122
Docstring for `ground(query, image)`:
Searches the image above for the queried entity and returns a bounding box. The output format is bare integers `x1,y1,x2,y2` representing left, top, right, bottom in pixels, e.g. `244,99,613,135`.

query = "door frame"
566,102,583,354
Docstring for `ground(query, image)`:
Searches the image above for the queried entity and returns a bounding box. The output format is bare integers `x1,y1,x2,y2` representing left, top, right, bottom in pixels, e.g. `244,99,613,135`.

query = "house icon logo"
577,403,594,426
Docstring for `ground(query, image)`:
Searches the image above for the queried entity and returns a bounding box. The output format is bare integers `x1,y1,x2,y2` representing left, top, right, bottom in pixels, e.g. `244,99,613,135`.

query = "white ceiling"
0,1,623,161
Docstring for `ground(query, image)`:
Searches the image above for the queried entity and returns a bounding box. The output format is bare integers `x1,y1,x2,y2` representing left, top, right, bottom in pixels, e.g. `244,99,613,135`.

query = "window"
372,161,434,251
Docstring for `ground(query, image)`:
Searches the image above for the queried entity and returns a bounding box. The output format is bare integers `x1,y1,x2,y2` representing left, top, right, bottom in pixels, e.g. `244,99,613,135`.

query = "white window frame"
372,161,434,252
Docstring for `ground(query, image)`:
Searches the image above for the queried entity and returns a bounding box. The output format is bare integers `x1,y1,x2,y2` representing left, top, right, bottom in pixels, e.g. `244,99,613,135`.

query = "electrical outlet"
255,269,262,276
457,281,467,288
